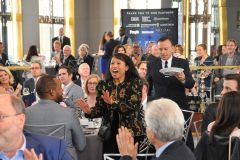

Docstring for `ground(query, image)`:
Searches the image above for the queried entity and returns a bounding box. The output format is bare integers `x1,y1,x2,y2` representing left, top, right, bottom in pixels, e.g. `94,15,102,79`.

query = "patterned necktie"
164,61,168,68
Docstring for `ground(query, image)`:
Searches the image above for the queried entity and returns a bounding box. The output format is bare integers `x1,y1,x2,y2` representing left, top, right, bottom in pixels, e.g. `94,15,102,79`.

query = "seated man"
117,98,196,160
137,61,147,79
214,39,240,94
25,75,86,160
22,60,43,106
0,94,72,160
74,63,91,97
201,74,240,134
58,65,84,108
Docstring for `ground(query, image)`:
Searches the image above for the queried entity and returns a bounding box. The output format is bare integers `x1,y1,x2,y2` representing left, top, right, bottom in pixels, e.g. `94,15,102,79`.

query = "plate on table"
85,125,99,129
160,67,184,76
79,118,89,126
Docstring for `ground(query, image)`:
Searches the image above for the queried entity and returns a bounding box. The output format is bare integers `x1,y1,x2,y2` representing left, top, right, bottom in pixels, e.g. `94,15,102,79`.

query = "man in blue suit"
0,94,72,160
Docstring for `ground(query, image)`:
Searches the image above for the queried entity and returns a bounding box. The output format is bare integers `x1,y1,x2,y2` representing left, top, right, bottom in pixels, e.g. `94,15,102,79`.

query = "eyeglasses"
31,67,40,70
0,113,22,122
87,82,98,86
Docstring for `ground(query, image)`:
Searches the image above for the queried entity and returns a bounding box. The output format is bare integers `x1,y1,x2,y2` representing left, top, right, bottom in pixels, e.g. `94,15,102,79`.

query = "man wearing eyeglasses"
0,94,72,160
22,61,43,106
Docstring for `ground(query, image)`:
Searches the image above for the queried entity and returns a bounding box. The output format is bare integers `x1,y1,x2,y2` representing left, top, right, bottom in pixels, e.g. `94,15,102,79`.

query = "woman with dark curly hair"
77,53,145,154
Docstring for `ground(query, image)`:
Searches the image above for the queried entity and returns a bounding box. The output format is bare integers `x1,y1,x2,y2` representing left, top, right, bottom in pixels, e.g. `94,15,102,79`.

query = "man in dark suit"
148,37,195,110
74,63,90,89
0,42,9,66
22,60,43,106
55,45,76,79
0,94,72,160
52,27,71,51
147,37,195,151
117,99,196,160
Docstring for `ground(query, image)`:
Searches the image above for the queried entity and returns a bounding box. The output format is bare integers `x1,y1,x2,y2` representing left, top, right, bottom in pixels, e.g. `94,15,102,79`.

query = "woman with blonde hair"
84,74,101,107
0,66,22,96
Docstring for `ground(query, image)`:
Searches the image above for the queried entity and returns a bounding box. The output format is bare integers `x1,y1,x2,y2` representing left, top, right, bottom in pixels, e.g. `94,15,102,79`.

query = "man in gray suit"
25,75,86,160
58,65,84,117
214,39,240,94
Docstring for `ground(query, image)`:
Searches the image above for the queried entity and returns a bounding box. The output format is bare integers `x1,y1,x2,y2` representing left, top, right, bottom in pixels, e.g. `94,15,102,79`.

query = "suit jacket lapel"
64,83,74,96
30,78,35,92
171,57,177,67
232,53,239,65
158,58,163,70
222,55,227,65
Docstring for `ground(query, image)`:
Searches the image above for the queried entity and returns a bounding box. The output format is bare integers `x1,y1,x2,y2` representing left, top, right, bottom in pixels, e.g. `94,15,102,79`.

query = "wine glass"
23,88,30,96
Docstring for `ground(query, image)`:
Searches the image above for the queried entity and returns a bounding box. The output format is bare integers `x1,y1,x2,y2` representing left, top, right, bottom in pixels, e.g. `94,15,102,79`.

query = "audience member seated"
74,63,91,97
141,78,151,111
137,61,147,79
22,61,43,106
0,94,72,160
58,65,84,116
25,75,86,160
117,98,196,160
76,43,94,72
195,91,240,160
174,44,185,59
0,66,22,97
132,42,143,66
84,74,101,108
201,74,240,134
141,41,155,61
52,40,63,61
123,44,133,57
214,44,227,65
55,45,76,76
113,44,126,54
214,39,240,95
146,44,160,63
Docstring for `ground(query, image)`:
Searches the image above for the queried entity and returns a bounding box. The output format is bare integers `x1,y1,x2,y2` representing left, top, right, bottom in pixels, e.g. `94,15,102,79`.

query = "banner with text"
121,9,178,50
